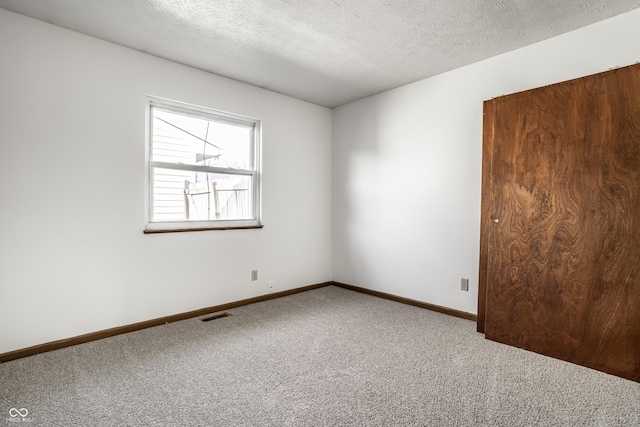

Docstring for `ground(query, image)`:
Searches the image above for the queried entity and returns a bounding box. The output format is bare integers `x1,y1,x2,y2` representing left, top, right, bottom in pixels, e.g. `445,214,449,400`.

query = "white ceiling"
1,0,639,108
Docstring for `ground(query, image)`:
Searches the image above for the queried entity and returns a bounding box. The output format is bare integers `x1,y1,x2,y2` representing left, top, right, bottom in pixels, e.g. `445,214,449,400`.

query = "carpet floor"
1,285,638,426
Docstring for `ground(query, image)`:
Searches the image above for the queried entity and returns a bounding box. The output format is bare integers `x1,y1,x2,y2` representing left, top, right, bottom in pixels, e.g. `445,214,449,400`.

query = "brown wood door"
478,64,640,382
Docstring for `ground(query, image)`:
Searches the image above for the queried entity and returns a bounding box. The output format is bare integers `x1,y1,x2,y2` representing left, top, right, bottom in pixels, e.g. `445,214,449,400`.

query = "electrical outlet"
251,270,258,281
268,281,274,293
461,278,469,291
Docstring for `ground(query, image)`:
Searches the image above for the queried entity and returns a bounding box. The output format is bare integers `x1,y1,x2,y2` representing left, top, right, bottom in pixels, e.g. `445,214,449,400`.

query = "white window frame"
144,96,262,233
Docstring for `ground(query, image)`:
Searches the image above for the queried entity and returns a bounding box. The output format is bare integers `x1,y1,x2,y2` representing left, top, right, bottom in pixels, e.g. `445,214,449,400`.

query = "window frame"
144,96,262,233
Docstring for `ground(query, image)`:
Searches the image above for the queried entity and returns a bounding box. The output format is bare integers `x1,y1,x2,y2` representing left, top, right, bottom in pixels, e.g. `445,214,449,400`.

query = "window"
145,97,262,232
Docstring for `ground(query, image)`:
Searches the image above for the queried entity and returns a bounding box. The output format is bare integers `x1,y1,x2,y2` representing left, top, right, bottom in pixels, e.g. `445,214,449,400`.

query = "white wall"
0,9,332,354
332,8,640,314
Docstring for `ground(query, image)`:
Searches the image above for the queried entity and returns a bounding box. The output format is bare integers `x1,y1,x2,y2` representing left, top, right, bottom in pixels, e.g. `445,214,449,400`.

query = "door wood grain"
479,64,640,382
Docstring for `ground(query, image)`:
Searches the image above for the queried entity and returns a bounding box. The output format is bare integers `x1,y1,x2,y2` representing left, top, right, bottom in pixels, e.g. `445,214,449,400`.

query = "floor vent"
201,312,232,322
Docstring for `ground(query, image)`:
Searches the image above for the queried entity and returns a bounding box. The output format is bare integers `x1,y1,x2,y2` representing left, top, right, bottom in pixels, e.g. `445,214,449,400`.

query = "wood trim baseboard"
1,280,476,363
331,281,478,322
0,282,331,363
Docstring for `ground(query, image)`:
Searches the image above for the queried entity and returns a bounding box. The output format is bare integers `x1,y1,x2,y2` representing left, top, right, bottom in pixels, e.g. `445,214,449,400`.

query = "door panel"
479,64,640,382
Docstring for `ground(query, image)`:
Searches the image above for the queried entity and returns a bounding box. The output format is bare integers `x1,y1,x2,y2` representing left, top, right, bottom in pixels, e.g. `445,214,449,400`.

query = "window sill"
144,224,264,234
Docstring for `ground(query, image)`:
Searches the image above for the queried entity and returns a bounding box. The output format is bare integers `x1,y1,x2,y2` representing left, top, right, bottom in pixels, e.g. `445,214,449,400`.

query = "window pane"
152,167,252,222
152,109,252,170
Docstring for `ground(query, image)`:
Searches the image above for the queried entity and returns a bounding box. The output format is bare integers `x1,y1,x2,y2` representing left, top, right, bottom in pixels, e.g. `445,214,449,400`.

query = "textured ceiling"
1,0,639,107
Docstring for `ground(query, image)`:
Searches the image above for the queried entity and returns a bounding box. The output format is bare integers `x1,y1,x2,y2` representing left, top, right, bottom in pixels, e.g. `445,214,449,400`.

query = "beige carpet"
1,286,638,426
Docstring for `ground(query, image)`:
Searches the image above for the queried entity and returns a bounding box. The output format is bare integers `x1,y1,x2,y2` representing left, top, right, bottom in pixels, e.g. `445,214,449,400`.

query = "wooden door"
478,64,640,382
